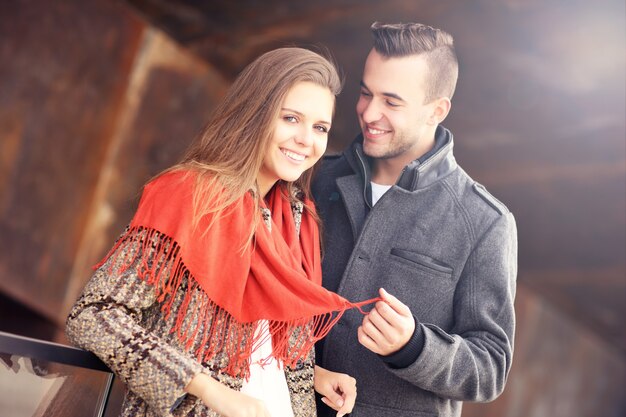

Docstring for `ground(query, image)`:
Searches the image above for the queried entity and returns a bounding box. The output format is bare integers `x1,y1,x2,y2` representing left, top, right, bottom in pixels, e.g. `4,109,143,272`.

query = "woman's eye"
284,115,298,123
314,125,329,133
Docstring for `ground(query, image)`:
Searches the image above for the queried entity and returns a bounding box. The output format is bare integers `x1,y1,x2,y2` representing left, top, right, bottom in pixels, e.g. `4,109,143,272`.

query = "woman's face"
257,81,334,197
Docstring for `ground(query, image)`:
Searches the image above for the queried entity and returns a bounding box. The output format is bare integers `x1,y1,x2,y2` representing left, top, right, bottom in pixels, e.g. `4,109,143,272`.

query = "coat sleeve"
65,228,205,417
389,212,518,402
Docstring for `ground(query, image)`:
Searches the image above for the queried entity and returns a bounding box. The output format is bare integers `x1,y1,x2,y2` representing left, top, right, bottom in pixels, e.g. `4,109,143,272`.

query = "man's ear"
429,97,452,125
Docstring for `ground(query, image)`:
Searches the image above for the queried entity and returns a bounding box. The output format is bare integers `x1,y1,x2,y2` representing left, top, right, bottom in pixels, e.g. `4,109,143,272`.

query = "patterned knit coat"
66,202,316,417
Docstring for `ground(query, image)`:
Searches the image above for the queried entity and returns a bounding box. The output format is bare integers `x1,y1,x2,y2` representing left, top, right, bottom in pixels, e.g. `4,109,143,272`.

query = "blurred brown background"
0,0,624,416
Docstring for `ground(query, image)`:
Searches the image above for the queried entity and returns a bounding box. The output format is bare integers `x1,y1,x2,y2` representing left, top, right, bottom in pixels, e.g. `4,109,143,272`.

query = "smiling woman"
257,81,334,197
64,47,374,417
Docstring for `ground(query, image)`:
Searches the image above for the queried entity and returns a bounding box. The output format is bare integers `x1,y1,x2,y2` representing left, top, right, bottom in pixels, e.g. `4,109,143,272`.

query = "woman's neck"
257,179,277,199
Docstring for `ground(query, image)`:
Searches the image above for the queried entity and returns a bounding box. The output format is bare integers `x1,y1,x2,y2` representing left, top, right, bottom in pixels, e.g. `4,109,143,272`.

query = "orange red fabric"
96,170,376,377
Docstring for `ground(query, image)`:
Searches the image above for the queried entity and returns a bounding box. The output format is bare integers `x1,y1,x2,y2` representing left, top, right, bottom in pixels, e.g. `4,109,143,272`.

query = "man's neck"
371,136,436,185
371,158,409,185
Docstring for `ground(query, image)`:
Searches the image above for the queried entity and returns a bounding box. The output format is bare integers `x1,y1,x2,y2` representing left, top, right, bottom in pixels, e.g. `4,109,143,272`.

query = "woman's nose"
294,126,314,146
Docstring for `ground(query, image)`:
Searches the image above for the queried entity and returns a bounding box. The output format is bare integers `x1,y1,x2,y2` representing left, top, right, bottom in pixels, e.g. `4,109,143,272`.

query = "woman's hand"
314,365,357,417
186,373,271,417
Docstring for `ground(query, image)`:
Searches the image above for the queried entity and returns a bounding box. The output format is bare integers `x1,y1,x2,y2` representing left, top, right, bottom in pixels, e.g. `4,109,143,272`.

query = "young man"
313,22,518,417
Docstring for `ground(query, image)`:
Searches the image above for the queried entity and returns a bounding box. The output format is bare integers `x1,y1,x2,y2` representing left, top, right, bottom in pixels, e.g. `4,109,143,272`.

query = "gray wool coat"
312,126,518,417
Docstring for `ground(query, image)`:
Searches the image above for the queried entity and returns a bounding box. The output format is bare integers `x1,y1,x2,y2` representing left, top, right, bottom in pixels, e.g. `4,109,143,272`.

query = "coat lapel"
336,174,368,241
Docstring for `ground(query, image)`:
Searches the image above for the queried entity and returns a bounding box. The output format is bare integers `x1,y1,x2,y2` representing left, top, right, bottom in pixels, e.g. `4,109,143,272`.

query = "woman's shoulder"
135,169,202,219
147,168,197,190
145,168,222,199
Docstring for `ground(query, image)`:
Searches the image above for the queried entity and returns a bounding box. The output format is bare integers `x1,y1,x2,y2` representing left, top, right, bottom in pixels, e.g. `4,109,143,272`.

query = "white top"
371,182,393,206
240,321,295,417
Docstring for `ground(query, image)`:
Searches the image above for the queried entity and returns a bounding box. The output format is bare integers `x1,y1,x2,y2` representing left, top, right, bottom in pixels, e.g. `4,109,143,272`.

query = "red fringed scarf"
96,170,377,378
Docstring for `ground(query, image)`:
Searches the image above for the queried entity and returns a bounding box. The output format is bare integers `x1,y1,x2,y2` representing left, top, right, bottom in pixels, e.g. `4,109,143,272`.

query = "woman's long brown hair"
161,47,342,245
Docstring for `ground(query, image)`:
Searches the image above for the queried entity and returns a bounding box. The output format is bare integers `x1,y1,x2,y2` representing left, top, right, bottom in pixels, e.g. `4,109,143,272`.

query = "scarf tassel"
95,226,376,379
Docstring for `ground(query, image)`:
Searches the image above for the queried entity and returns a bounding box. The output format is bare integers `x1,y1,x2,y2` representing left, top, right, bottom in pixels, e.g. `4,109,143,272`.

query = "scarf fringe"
95,226,374,379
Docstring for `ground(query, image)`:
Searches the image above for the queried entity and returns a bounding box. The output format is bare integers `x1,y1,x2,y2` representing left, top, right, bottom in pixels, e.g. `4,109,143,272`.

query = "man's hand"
357,288,415,356
314,365,356,417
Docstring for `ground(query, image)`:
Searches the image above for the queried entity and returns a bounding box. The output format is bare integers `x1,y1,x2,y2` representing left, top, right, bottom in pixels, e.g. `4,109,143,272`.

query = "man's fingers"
361,312,386,340
365,306,402,344
358,325,382,354
380,288,412,316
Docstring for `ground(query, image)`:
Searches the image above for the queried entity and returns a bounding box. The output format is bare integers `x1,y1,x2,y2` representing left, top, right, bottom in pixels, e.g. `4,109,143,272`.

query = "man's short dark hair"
371,22,459,102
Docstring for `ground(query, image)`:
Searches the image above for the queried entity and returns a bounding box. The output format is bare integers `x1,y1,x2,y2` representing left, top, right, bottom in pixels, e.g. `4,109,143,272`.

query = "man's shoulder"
470,182,509,215
322,152,343,160
447,168,511,218
312,151,355,201
436,167,518,246
316,151,352,177
320,152,346,164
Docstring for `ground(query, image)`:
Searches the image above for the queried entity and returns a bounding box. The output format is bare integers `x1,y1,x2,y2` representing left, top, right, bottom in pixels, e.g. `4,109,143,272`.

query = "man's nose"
361,99,382,123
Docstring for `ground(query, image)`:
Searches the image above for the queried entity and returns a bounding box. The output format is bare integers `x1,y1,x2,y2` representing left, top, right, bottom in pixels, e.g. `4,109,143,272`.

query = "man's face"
356,49,437,161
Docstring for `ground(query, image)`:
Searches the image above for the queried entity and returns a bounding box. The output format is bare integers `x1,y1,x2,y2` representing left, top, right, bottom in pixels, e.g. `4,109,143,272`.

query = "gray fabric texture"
313,126,518,417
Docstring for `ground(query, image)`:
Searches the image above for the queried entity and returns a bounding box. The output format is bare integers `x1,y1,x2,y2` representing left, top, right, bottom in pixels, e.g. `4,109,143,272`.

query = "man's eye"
360,90,372,97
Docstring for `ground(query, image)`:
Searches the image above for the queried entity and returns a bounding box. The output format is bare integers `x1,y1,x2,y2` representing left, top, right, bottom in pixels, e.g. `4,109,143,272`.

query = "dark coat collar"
342,125,458,207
